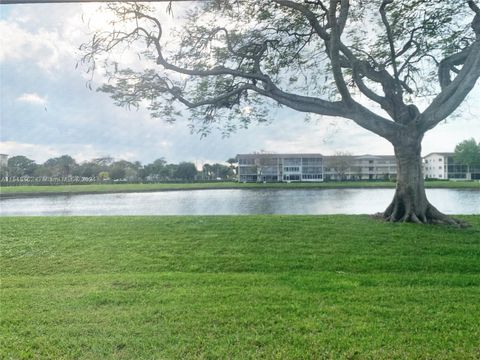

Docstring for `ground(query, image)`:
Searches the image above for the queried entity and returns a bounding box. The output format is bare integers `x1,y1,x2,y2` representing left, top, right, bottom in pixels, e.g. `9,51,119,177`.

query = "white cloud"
0,141,59,162
0,21,73,72
16,93,47,106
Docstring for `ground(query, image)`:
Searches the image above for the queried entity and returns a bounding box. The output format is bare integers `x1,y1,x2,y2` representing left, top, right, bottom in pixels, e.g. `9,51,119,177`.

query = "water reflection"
0,188,478,216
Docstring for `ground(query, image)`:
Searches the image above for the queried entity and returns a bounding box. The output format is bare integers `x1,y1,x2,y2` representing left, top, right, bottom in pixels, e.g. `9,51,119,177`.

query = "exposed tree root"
381,197,468,227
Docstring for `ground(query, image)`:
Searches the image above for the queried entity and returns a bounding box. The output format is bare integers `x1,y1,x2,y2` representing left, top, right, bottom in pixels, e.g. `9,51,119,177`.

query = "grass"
1,215,480,359
1,180,479,197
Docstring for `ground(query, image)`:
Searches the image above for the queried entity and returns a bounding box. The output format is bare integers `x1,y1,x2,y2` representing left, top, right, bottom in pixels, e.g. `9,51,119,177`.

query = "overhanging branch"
420,40,480,131
84,2,411,140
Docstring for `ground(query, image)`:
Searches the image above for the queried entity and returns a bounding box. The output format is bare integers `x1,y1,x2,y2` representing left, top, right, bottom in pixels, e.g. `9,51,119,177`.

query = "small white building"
423,152,480,180
423,153,449,179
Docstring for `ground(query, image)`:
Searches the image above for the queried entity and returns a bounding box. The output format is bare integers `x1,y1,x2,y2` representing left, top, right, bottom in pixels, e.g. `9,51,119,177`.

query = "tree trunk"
383,136,464,226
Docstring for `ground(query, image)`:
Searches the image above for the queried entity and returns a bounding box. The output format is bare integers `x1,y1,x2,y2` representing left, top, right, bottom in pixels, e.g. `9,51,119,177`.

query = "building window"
303,166,322,174
285,174,300,181
239,158,255,165
302,158,322,165
284,158,301,166
302,174,322,180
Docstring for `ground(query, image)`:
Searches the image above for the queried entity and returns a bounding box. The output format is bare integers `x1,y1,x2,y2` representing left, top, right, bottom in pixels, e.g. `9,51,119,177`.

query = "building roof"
351,154,396,160
237,153,323,159
423,152,454,158
238,152,451,160
237,153,396,160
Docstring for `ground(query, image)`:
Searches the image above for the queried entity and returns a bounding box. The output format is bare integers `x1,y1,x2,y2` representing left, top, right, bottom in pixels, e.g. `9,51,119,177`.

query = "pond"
0,188,478,216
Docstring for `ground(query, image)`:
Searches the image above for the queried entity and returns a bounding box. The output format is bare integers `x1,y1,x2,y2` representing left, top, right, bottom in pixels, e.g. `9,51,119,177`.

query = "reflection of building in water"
237,153,397,182
423,153,480,180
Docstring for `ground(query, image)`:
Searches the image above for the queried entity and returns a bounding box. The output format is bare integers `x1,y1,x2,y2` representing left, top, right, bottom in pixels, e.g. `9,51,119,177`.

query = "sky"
0,2,479,166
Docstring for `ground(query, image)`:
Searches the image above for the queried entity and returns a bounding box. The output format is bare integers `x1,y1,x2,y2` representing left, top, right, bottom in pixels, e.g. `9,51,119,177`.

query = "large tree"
81,0,480,225
175,162,198,181
7,156,37,177
144,157,168,179
109,160,140,180
44,155,78,177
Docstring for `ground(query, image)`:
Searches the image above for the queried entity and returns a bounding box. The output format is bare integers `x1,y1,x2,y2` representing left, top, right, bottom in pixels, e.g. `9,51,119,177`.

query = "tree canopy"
454,138,480,168
7,156,37,177
174,162,198,181
82,0,480,139
44,155,78,177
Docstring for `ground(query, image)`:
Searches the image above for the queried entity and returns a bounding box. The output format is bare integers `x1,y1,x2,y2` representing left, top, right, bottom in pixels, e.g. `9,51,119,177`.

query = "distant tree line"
0,155,237,185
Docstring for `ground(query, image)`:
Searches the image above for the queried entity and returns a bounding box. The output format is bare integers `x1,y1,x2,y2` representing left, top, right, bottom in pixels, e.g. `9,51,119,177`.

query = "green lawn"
1,180,479,197
1,216,480,359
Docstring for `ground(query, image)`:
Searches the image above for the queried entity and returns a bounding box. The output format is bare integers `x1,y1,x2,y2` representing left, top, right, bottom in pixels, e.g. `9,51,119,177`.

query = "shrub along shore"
1,215,480,358
1,180,479,198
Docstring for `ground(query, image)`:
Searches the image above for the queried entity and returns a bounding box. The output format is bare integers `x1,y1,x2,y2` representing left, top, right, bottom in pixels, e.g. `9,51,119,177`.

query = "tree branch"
246,82,400,140
88,3,404,140
395,26,424,59
468,0,480,35
274,0,404,118
328,0,352,102
379,0,399,80
352,66,389,107
273,0,330,41
438,46,471,89
420,40,480,131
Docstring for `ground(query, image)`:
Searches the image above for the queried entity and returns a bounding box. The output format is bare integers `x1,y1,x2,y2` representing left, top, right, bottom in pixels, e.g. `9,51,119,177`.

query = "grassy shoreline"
1,180,479,198
1,215,480,358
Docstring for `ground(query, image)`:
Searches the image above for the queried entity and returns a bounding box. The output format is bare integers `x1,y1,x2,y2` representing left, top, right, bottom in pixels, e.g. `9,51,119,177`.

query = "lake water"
0,188,478,216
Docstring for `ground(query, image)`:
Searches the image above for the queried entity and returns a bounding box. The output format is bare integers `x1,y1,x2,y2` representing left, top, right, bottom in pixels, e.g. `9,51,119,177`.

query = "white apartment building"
423,153,448,179
237,153,323,183
237,153,397,182
423,152,480,180
237,152,479,182
324,155,397,181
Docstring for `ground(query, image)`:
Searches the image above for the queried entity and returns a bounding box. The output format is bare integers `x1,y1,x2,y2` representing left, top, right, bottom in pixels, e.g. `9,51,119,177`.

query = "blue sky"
0,2,479,165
